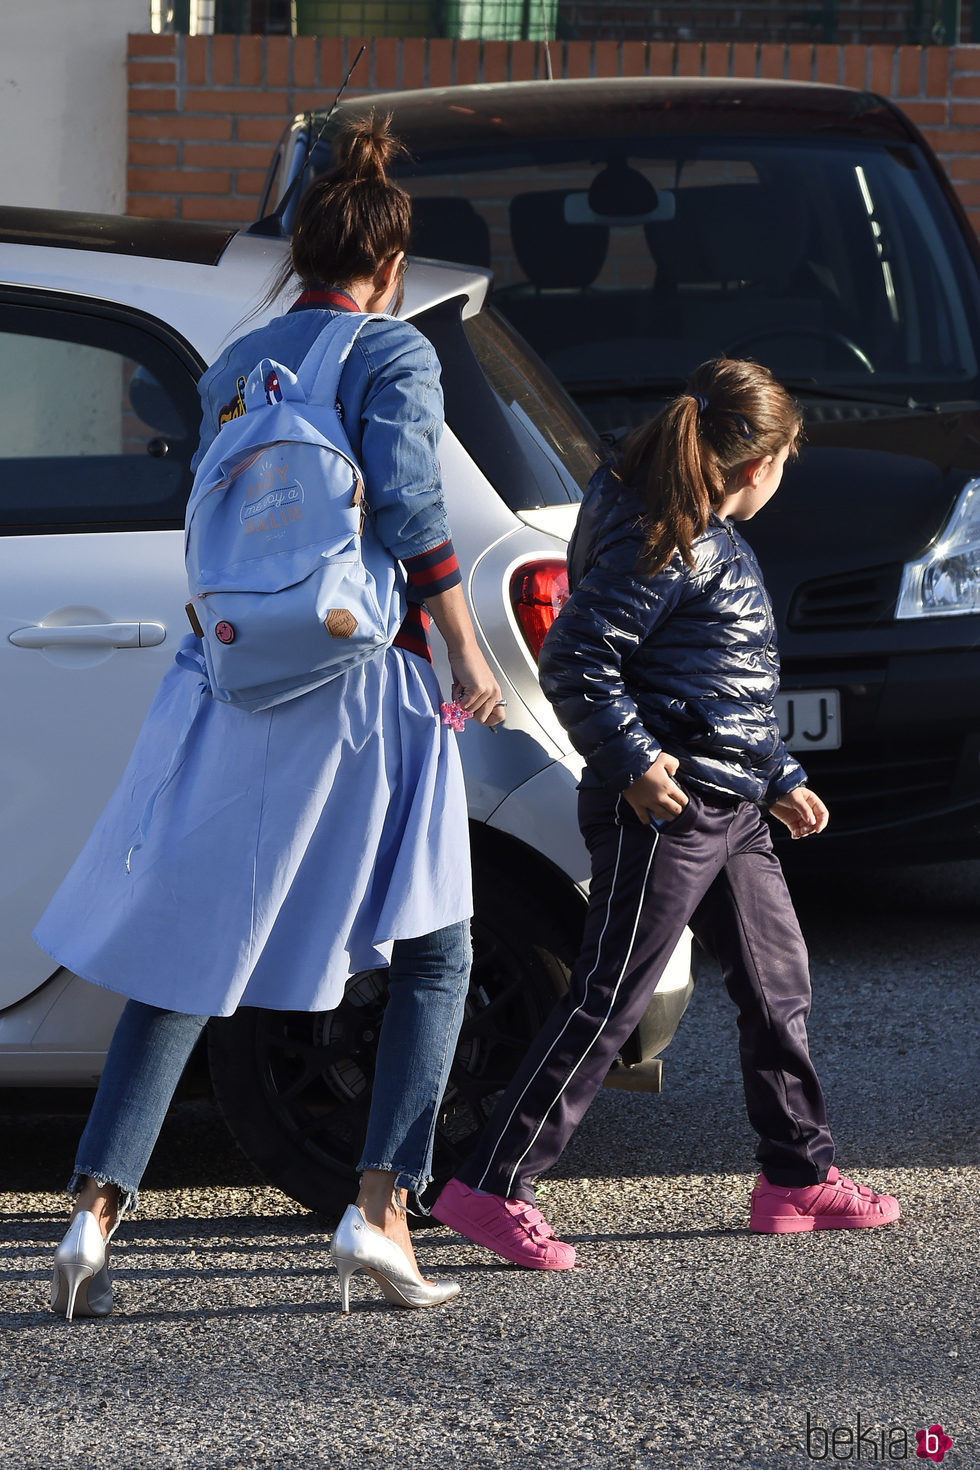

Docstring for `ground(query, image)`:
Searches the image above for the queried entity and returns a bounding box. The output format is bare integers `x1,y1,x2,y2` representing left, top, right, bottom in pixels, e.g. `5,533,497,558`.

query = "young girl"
433,358,899,1267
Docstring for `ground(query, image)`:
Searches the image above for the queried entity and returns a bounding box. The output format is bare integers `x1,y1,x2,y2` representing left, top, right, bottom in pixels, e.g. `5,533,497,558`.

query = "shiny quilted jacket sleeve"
764,747,808,804
539,549,689,794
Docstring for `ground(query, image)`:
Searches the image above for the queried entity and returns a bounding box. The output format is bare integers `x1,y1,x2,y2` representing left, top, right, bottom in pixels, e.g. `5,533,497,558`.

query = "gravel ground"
2,860,977,1470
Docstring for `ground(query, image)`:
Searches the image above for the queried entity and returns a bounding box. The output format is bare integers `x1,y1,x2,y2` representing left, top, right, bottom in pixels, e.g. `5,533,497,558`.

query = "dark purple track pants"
457,785,834,1204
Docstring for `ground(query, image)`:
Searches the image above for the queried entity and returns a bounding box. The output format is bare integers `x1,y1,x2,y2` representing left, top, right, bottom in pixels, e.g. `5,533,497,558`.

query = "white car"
0,205,691,1217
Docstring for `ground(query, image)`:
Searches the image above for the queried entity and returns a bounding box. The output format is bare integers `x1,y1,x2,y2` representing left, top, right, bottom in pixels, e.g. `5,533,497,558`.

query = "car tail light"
510,559,569,661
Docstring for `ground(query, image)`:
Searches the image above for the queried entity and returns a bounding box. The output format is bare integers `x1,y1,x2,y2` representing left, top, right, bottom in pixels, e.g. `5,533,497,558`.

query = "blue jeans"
71,921,471,1213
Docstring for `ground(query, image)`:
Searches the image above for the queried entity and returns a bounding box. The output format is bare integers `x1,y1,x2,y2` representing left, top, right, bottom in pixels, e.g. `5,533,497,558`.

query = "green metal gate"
162,0,966,41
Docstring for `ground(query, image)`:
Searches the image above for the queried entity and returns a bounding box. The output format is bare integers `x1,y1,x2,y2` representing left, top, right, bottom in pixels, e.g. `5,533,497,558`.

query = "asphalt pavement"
2,859,977,1470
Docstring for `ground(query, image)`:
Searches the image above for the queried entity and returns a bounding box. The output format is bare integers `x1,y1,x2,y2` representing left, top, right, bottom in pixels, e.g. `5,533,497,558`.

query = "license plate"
774,690,841,751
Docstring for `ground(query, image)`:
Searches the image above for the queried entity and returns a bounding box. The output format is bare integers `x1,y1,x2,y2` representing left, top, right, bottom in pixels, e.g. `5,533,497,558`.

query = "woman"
37,115,503,1317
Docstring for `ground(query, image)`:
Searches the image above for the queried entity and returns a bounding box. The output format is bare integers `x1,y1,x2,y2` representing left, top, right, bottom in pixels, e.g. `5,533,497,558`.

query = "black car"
259,77,980,866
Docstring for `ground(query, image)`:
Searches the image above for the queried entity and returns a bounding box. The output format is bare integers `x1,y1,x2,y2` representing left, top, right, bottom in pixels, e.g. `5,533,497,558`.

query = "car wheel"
206,863,574,1224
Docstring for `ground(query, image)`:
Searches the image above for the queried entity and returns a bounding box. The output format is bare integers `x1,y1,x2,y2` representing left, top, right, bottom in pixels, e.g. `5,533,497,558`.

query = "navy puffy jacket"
538,462,807,805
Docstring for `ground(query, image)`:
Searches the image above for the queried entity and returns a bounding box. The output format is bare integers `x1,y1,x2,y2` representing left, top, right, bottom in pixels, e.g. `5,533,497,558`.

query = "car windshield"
378,135,980,404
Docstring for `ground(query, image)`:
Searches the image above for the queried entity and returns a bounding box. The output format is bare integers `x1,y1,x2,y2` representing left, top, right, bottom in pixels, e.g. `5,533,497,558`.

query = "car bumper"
488,754,695,1060
774,791,980,867
778,641,980,864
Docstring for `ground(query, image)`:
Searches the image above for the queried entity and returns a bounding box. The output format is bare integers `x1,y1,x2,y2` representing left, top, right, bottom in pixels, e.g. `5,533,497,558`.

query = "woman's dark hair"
291,114,411,288
261,114,412,307
621,358,802,575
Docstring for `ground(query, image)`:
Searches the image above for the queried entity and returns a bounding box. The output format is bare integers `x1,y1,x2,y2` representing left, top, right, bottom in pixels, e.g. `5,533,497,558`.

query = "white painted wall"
1,0,151,212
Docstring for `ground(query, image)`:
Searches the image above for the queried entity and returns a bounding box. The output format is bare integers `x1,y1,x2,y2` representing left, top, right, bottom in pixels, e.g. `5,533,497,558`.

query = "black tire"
207,861,575,1224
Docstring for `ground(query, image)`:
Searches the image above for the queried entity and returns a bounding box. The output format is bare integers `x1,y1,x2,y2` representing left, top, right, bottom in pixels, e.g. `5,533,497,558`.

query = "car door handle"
8,621,167,649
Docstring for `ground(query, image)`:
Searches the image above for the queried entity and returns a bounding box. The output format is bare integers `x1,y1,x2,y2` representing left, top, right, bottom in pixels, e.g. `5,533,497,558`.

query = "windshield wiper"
566,375,980,413
781,380,980,411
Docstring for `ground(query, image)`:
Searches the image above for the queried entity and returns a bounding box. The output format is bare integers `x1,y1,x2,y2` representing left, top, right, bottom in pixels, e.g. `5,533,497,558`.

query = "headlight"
896,478,980,618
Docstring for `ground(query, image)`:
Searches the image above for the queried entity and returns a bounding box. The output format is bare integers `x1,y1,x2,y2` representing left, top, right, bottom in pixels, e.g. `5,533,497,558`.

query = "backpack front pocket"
196,550,391,707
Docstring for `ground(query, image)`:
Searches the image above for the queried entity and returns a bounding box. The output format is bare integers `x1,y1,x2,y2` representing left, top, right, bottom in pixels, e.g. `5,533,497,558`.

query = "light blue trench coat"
33,304,471,1016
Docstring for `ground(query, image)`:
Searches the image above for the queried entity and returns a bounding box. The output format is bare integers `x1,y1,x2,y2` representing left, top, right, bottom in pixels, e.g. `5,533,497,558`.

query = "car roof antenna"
249,44,367,238
539,0,554,79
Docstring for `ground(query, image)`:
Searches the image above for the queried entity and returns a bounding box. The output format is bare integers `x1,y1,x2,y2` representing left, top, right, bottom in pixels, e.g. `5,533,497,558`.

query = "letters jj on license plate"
774,690,841,751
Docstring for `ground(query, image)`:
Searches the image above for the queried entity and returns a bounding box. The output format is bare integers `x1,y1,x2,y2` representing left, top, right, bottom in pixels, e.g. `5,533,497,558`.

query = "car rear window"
412,296,600,511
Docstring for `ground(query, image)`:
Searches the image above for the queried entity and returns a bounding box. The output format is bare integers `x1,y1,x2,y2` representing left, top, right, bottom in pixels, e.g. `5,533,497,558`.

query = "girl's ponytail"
622,358,801,575
623,395,715,576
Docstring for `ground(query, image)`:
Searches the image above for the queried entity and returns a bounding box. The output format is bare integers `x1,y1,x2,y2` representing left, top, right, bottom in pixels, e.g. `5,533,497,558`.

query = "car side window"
0,299,201,533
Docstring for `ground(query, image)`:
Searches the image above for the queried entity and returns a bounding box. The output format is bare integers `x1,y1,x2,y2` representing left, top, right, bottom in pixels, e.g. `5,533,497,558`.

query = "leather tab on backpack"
325,609,358,639
185,600,204,638
351,477,366,534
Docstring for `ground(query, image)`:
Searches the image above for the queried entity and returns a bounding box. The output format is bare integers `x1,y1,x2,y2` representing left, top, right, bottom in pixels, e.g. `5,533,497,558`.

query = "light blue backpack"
184,314,406,712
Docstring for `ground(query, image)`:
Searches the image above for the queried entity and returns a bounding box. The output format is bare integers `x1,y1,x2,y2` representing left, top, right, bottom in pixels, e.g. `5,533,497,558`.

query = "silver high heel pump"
50,1211,116,1322
330,1204,461,1313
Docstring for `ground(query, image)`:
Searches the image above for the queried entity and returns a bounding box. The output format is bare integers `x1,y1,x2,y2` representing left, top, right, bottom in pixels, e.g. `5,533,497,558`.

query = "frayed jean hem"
68,1168,138,1217
356,1161,433,1217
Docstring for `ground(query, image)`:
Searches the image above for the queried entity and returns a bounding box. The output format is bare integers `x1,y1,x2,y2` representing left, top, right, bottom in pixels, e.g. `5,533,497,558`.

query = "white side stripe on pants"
474,798,659,1198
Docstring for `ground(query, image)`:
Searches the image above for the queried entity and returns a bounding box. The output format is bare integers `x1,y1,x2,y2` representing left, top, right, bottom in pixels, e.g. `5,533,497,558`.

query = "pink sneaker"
750,1166,900,1234
432,1178,576,1270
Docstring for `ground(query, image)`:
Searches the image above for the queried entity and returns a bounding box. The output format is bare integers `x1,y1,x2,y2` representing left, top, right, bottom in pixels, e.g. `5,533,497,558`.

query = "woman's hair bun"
285,109,412,293
332,113,407,185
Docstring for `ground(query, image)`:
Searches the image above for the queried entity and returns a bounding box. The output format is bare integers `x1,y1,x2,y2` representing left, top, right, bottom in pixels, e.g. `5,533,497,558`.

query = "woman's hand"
450,649,505,728
424,585,505,728
622,753,688,824
769,786,829,839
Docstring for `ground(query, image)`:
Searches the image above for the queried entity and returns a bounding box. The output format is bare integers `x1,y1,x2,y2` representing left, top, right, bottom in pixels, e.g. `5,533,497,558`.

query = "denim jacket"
538,461,806,806
194,303,451,564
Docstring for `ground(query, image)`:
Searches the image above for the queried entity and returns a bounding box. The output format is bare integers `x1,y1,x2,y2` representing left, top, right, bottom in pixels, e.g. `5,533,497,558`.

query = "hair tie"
692,394,709,415
731,413,754,441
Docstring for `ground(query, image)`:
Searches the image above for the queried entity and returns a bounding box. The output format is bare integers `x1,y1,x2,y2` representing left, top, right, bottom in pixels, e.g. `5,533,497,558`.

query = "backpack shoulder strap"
297,311,389,410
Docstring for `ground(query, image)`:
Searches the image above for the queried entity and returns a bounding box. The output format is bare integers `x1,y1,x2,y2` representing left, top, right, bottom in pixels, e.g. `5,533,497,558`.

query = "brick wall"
127,34,980,236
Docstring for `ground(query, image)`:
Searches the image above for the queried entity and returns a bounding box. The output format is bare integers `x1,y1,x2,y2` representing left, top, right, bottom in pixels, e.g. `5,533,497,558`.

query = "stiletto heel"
329,1204,460,1313
335,1256,357,1314
58,1260,94,1323
50,1211,116,1321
